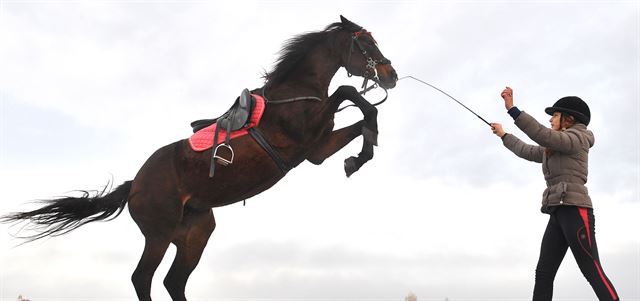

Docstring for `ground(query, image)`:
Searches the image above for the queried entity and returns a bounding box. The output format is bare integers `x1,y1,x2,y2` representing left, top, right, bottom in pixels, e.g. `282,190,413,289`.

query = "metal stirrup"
213,144,234,166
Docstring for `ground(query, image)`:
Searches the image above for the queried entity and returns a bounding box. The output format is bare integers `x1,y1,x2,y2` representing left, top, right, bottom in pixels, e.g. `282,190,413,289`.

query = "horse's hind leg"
164,208,216,301
132,237,172,301
129,192,183,300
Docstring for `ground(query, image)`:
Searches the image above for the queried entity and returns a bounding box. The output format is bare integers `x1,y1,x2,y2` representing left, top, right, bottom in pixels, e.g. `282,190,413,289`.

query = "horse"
1,15,397,301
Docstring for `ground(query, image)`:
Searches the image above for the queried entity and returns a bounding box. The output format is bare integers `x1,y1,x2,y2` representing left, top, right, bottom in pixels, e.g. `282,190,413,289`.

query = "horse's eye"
363,38,376,47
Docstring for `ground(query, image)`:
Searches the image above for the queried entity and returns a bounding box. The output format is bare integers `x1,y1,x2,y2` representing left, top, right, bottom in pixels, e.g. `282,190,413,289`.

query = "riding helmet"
544,96,591,126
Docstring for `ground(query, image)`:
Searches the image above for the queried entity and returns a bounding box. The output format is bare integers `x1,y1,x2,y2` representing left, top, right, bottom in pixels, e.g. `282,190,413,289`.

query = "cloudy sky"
1,1,638,300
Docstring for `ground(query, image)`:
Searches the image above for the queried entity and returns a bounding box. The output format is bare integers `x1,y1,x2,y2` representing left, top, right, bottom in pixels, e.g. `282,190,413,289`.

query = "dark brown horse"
1,16,397,300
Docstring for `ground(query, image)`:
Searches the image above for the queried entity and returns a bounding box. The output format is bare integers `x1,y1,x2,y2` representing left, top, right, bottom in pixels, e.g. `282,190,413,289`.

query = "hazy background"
1,1,638,300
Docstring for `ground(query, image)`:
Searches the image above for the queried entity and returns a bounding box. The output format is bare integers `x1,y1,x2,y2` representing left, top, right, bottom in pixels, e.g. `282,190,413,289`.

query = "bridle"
346,28,391,94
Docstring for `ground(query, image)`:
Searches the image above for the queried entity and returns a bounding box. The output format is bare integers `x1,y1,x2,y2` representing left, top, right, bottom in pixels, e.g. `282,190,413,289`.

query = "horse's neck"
259,46,342,163
268,46,340,99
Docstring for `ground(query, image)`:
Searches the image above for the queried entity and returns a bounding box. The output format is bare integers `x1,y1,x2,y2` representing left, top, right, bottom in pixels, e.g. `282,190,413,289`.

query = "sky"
0,1,639,300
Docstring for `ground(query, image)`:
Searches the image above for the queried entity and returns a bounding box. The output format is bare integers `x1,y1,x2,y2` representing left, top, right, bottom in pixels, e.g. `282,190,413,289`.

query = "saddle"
190,89,255,178
191,88,254,133
189,89,290,179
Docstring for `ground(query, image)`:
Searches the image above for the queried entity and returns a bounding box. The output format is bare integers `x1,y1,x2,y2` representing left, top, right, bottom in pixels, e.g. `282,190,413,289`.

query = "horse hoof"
344,157,360,177
362,127,378,146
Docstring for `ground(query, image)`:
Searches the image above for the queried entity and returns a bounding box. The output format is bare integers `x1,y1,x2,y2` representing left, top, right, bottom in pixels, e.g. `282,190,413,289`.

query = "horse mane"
264,21,360,86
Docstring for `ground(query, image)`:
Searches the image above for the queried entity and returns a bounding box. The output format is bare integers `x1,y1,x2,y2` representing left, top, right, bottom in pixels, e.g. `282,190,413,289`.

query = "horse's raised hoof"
362,126,378,146
344,156,360,177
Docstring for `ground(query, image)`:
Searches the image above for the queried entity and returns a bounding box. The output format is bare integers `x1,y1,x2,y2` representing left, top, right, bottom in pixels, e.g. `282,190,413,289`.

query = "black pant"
533,206,619,300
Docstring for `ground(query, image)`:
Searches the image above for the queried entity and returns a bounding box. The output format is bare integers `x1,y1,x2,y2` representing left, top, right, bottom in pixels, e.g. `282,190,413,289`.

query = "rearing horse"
1,16,397,300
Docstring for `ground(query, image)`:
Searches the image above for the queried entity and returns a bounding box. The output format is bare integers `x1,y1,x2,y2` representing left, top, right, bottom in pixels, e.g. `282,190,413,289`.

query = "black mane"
264,21,361,85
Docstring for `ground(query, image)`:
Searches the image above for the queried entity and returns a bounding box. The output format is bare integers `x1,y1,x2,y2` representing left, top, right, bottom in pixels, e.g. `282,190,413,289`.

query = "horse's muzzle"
376,64,398,89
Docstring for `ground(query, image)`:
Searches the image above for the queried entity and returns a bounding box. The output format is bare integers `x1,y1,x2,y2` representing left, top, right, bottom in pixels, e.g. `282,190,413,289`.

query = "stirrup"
213,144,234,166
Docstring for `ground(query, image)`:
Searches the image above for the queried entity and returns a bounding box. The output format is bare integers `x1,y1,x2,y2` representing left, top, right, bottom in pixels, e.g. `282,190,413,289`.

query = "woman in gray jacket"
490,87,619,301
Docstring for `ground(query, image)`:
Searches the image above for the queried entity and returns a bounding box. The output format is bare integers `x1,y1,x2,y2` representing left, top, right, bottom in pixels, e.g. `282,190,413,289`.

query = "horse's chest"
309,119,335,144
282,110,334,143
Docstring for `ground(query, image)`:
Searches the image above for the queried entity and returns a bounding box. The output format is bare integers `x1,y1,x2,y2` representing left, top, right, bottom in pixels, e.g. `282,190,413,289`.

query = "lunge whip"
398,75,491,126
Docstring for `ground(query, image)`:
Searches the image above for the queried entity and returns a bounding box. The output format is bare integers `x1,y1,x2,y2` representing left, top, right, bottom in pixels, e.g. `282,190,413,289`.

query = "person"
490,87,619,301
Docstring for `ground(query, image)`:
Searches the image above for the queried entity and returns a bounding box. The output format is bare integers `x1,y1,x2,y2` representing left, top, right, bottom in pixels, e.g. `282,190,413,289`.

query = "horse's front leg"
329,85,378,146
306,121,372,177
306,85,380,177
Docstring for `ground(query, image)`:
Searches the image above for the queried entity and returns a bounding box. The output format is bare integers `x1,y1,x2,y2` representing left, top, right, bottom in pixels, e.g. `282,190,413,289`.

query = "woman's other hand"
501,87,514,110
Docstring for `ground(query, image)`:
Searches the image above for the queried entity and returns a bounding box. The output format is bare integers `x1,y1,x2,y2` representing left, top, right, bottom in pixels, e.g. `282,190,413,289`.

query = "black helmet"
545,96,591,126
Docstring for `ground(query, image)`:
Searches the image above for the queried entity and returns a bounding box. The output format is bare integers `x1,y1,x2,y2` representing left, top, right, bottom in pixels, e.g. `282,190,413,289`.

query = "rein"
267,96,323,104
261,82,388,113
261,87,323,104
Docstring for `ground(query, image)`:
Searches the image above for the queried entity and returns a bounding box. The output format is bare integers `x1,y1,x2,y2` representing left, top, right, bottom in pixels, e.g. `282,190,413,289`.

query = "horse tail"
1,180,133,242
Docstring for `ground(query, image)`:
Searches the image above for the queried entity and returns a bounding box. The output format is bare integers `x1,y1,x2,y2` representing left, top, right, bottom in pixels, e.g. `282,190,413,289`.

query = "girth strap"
248,127,290,174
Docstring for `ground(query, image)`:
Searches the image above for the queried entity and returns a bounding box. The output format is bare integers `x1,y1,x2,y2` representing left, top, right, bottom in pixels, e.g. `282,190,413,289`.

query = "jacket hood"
571,123,595,148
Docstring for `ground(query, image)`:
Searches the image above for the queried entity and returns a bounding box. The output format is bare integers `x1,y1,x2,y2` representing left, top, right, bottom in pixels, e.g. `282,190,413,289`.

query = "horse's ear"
339,15,362,31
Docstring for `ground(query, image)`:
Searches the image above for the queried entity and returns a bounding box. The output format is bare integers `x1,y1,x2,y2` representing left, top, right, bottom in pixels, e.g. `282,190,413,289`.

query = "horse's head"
338,16,398,89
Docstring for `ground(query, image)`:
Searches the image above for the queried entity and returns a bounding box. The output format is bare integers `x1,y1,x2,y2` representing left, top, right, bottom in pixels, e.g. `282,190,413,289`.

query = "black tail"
1,180,133,242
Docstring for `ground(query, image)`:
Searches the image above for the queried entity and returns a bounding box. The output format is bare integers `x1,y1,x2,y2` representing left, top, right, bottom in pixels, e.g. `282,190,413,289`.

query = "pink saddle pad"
188,94,266,152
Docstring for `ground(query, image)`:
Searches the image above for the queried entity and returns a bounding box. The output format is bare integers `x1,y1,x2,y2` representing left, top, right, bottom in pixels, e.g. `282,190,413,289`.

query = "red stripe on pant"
578,207,618,301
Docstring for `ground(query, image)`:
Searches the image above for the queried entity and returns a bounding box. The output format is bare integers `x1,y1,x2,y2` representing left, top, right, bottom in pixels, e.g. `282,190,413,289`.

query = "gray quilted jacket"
502,112,595,212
